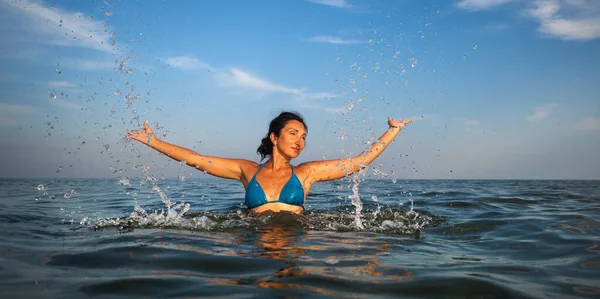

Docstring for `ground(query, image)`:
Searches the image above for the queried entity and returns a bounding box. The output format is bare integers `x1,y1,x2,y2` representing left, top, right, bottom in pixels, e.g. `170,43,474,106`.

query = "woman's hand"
127,120,156,145
388,116,412,129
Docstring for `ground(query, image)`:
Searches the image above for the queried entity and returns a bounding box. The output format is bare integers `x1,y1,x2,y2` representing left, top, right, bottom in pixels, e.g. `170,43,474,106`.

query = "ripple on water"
47,245,288,276
427,220,507,236
573,285,600,296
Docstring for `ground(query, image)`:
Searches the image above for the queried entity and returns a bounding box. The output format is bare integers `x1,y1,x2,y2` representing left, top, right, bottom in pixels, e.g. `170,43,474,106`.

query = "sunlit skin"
127,116,412,214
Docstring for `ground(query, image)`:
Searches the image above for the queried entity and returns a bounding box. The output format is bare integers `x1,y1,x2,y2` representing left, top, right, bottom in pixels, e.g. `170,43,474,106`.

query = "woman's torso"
242,162,312,214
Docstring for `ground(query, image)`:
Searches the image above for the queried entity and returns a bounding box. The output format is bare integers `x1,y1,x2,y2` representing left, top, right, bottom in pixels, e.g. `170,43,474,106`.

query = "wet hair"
257,111,308,161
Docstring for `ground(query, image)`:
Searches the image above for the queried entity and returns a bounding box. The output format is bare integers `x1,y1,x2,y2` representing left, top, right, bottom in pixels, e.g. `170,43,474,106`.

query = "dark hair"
257,111,307,161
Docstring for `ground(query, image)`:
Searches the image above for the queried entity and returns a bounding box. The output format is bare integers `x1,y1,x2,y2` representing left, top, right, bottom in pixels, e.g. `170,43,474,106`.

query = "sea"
1,177,599,298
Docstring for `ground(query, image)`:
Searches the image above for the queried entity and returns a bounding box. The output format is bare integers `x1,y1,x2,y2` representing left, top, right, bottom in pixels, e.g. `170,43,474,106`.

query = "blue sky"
0,0,599,180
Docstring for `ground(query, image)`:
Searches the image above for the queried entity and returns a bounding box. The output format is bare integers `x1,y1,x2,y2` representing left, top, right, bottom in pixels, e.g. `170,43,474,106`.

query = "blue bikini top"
244,163,305,209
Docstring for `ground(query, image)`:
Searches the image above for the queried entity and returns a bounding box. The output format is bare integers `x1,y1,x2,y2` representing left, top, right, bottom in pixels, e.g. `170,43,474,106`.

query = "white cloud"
0,74,23,83
215,68,339,100
572,116,600,132
0,0,117,53
60,58,116,71
456,118,481,126
163,55,340,105
456,0,517,10
527,0,600,41
453,118,481,132
304,35,366,44
457,0,600,41
307,0,352,9
221,68,303,94
0,103,36,126
0,103,36,114
325,107,347,114
304,92,340,99
49,99,85,111
293,97,346,114
164,56,213,71
527,103,559,121
465,119,480,126
48,81,77,88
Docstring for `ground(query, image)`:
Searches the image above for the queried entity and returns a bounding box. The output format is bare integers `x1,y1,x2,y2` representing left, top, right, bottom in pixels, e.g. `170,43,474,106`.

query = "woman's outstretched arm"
127,121,252,181
301,116,412,183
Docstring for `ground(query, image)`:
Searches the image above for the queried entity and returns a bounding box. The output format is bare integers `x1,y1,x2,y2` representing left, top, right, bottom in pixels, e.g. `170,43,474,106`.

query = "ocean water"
1,177,599,298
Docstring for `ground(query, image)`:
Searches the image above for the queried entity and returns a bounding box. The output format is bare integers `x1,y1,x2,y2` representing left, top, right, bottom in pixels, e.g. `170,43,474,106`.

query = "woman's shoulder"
293,162,314,176
235,160,262,182
238,159,261,170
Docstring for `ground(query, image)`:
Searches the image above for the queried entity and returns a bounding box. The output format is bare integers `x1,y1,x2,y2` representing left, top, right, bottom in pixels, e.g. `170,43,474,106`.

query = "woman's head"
257,111,308,161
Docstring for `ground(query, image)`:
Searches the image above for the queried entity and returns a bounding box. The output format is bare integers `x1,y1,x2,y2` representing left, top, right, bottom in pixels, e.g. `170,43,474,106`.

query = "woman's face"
271,120,307,159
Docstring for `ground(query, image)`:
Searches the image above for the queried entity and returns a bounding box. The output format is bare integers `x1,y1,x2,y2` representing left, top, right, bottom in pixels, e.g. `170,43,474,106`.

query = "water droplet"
105,11,113,17
324,259,339,265
63,190,76,199
473,44,478,50
371,195,378,202
115,90,121,95
463,55,467,60
50,94,56,99
118,178,130,186
103,144,110,151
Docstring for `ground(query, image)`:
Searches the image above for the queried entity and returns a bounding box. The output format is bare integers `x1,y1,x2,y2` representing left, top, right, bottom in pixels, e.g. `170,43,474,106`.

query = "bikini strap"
290,164,294,173
251,163,266,181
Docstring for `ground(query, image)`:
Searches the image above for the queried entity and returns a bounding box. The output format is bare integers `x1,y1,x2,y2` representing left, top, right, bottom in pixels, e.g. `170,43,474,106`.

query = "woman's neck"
267,152,291,171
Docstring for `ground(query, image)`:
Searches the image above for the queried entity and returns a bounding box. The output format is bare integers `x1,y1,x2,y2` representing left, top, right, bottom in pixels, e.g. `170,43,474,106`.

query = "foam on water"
85,196,440,236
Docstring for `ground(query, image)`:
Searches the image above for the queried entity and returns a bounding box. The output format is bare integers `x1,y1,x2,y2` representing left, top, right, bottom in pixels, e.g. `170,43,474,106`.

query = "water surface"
1,178,599,298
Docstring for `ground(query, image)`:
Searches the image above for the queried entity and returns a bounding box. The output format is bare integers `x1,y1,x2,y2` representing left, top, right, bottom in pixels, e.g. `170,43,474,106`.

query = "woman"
127,111,412,214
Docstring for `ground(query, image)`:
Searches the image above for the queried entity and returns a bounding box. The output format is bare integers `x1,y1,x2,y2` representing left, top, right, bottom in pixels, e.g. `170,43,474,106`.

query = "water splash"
86,206,440,236
347,170,365,229
63,189,76,199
